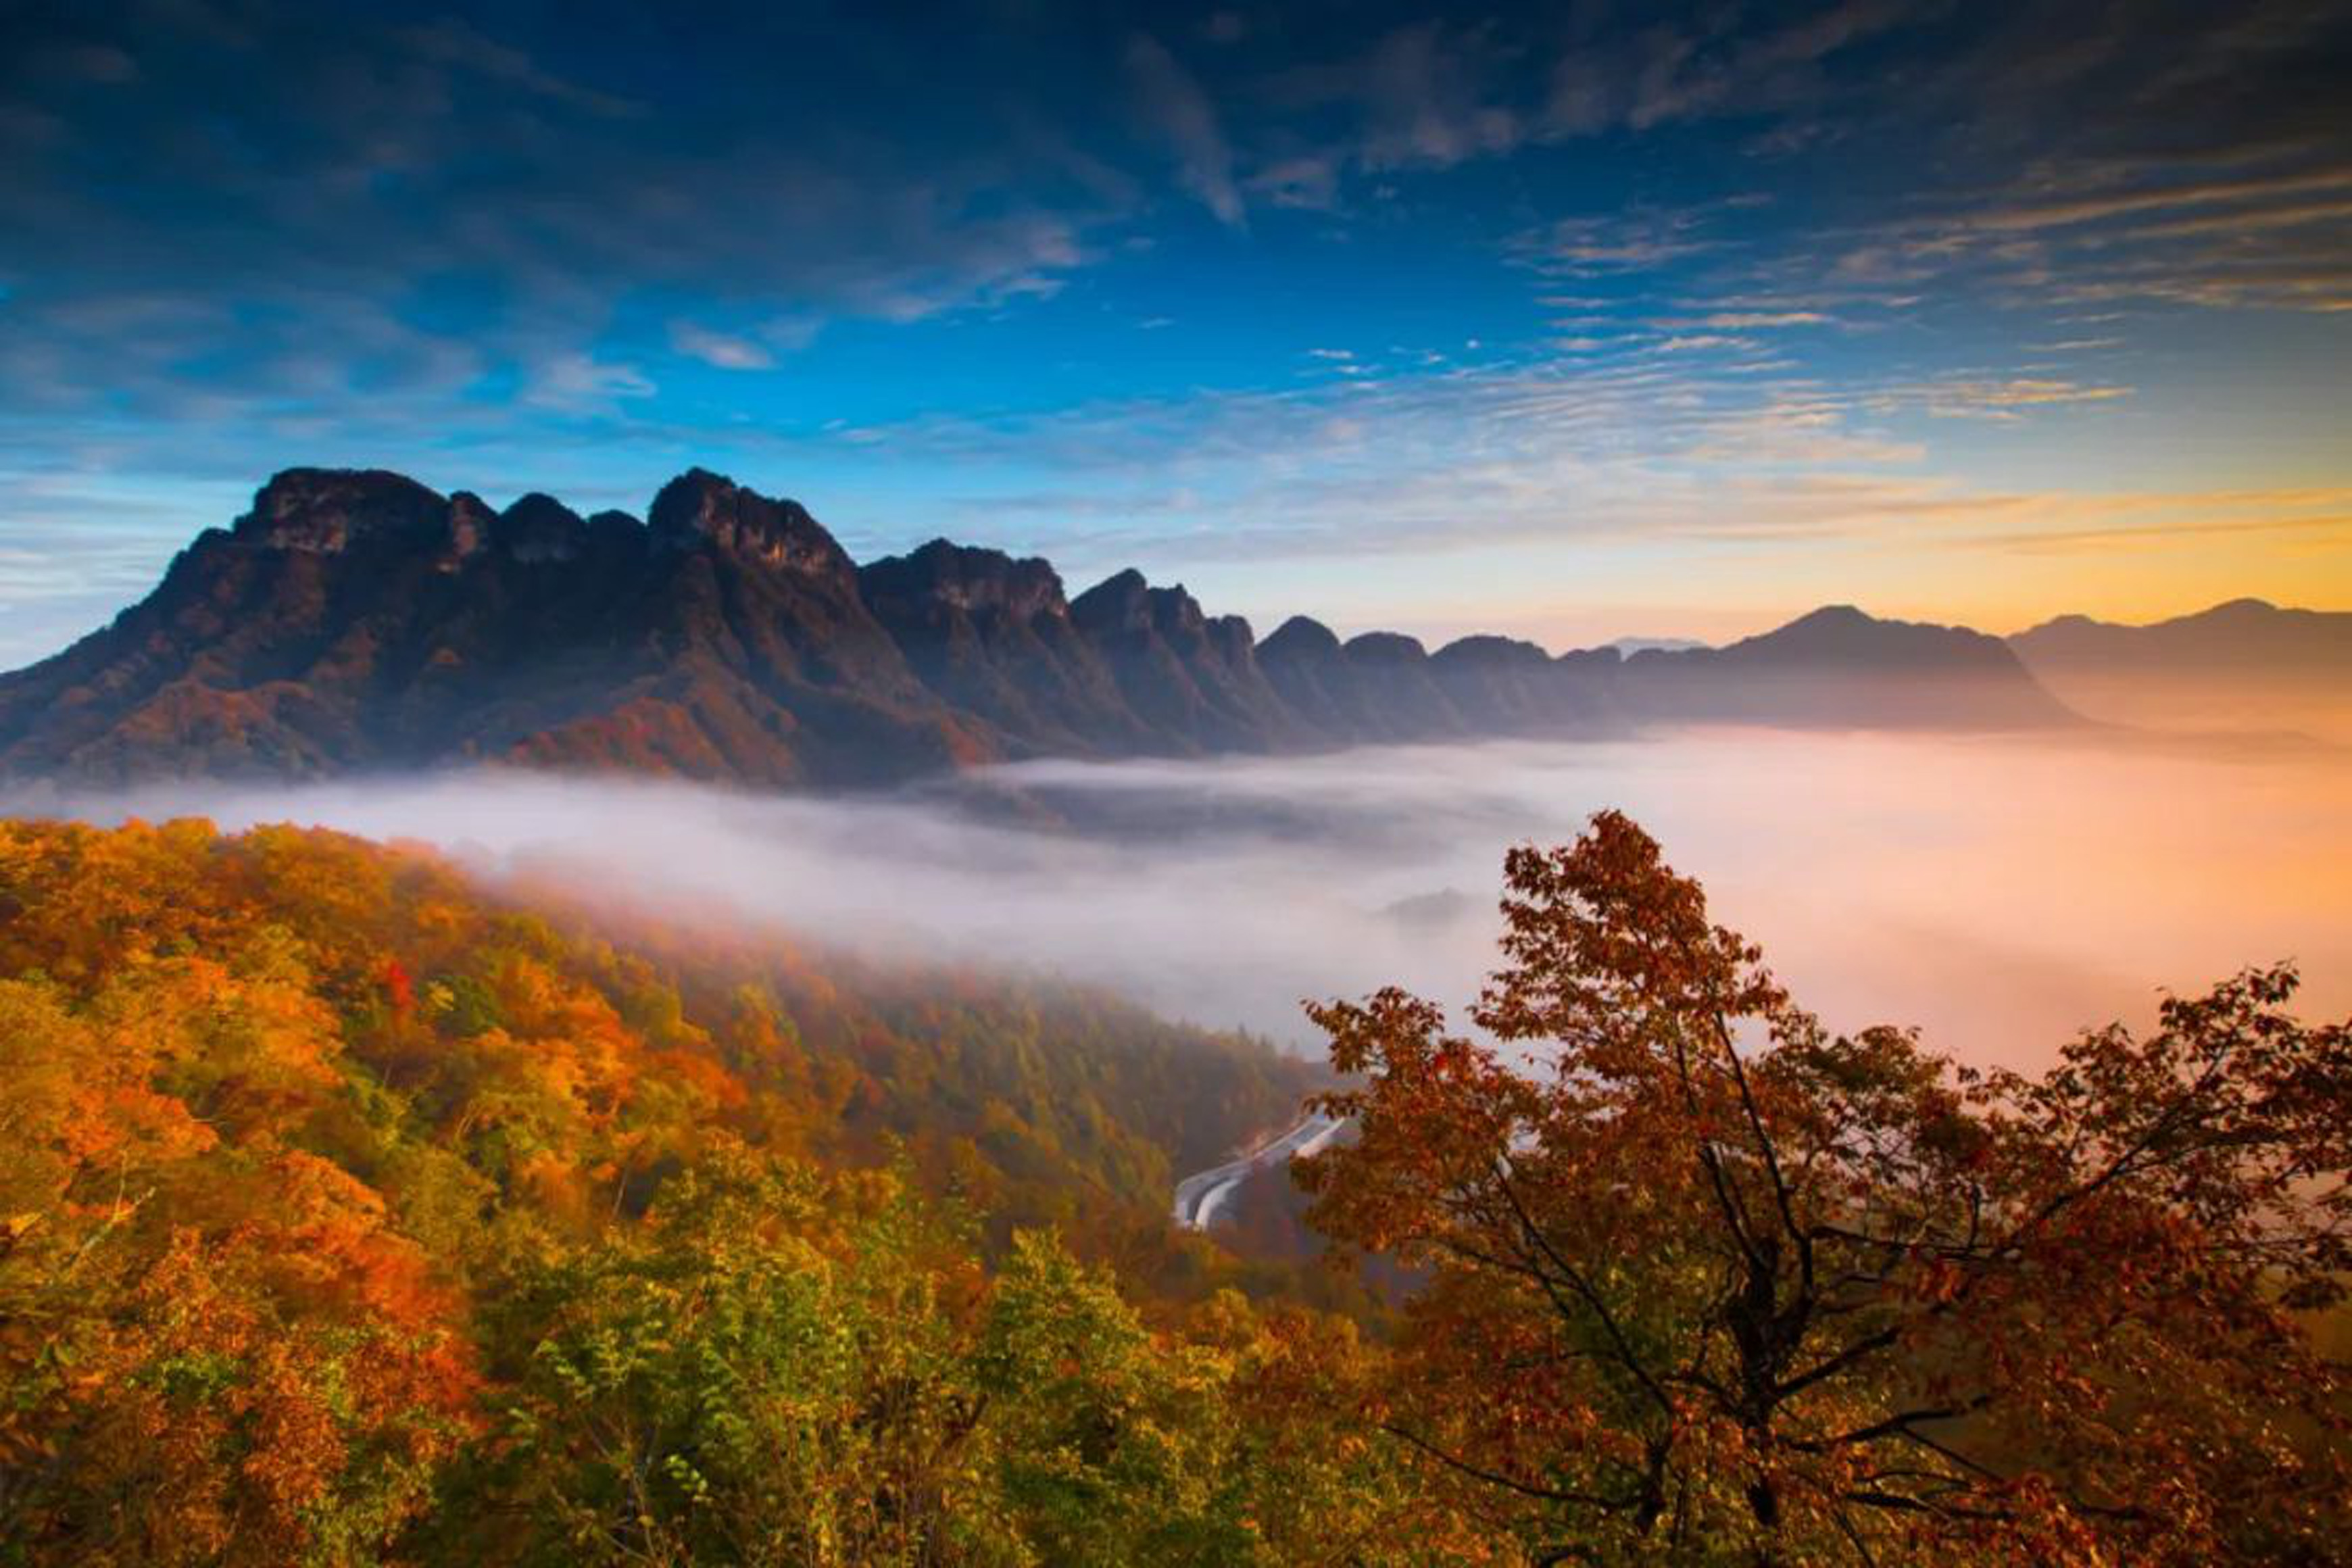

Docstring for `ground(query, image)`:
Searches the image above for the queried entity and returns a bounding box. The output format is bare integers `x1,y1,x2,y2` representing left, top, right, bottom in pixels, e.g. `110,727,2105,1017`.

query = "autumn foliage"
0,816,1446,1565
1,809,2345,1565
1298,809,2352,1565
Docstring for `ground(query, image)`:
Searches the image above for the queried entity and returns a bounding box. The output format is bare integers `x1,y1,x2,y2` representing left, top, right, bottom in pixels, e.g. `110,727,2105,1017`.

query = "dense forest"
0,817,1465,1563
1,814,2345,1565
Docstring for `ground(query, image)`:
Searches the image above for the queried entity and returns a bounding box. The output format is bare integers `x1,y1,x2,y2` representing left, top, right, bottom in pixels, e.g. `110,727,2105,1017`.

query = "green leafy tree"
462,1150,1003,1567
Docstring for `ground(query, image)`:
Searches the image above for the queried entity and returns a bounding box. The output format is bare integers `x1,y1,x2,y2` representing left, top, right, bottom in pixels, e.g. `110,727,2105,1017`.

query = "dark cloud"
3,0,2343,419
0,0,1137,412
1803,3,2352,312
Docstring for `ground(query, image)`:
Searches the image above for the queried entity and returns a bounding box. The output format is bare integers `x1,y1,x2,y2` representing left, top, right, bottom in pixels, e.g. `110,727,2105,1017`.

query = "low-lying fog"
24,727,2351,1070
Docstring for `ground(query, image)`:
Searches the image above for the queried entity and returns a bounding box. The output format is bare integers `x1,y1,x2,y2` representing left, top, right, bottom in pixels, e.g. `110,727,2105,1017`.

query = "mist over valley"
26,720,2346,1072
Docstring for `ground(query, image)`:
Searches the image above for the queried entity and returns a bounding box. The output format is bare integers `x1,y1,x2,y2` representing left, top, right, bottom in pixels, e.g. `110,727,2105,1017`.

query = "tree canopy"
1,810,2343,1565
1298,809,2351,1565
0,816,1443,1565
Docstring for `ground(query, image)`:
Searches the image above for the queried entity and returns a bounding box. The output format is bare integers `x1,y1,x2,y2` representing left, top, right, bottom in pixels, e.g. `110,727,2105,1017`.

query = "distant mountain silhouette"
2011,599,2352,677
1621,605,2075,728
0,468,2078,787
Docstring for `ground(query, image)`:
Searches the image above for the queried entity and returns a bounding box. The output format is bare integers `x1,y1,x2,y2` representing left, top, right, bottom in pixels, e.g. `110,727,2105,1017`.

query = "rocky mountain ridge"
0,467,2077,787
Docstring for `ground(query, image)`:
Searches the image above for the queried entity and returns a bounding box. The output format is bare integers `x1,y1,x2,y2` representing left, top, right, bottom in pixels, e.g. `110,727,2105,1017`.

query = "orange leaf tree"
1296,810,2350,1565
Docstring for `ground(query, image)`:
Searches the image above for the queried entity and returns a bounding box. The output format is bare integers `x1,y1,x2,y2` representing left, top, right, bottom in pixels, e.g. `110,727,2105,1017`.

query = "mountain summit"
0,468,2076,787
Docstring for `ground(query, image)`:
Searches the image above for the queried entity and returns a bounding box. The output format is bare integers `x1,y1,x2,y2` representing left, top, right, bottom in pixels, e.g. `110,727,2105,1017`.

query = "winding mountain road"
1171,1112,1345,1230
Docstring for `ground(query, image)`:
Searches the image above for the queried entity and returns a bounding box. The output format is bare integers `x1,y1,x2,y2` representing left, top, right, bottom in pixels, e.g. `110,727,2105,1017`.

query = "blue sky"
2,0,2348,668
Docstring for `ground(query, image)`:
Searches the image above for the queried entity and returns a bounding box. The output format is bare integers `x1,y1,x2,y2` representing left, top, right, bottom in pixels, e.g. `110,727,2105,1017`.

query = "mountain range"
2011,598,2352,678
0,466,2135,789
2006,597,2352,747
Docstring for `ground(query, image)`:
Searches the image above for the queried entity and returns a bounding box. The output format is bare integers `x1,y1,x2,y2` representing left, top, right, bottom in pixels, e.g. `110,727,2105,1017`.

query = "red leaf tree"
1297,810,2351,1565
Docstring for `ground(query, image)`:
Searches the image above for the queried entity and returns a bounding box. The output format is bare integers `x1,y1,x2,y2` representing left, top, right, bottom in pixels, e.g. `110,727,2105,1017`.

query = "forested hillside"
4,813,2345,1566
0,817,1482,1565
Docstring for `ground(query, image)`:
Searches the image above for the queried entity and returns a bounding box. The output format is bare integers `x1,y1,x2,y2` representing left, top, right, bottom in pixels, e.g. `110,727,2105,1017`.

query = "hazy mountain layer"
2011,598,2352,675
0,468,2076,786
2009,599,2352,744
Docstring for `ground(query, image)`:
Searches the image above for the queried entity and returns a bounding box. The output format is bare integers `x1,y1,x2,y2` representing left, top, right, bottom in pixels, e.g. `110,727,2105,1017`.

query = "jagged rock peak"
1344,631,1430,662
1205,612,1258,660
860,539,1068,618
1746,604,1983,650
1434,634,1552,668
235,467,449,553
647,468,849,574
1069,568,1154,632
1150,583,1208,635
1258,615,1342,660
1069,569,1210,637
496,492,591,563
1720,604,2022,672
439,491,497,568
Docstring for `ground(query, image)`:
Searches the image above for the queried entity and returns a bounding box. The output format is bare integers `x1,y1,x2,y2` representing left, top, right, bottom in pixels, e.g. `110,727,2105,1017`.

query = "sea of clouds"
19,727,2349,1069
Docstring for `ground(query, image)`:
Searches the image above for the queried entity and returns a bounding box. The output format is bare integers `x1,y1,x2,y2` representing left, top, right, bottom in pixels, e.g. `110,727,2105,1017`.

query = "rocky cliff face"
0,468,980,787
859,541,1148,753
0,467,2079,788
1067,570,1299,752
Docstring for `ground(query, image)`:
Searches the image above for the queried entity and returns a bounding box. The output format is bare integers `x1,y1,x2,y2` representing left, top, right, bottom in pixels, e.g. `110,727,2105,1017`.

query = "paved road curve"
1171,1113,1345,1230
